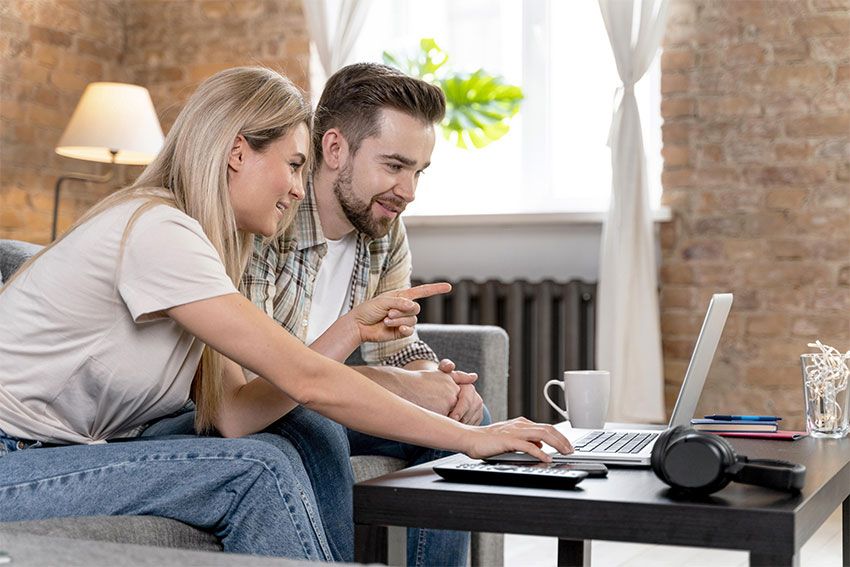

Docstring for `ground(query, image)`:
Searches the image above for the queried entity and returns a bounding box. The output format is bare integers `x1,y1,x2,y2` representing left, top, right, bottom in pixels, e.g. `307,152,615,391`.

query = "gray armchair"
0,239,508,566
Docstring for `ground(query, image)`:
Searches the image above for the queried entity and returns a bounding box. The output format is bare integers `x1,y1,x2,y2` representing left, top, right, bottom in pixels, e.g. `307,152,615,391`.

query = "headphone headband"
732,458,807,492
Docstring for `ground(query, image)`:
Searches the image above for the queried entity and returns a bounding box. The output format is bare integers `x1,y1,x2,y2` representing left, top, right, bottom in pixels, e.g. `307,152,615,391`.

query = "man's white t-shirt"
305,232,357,345
0,200,238,444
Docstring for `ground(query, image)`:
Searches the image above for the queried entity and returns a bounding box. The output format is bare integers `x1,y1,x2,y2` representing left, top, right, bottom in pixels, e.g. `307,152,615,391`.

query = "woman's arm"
212,283,452,436
214,357,300,436
167,293,572,460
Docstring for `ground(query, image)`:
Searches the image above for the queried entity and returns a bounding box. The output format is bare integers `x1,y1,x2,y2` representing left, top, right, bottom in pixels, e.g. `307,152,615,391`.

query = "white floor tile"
504,505,844,566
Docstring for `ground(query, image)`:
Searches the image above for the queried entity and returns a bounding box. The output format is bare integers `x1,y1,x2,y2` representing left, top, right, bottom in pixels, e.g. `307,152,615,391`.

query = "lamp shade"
55,82,164,165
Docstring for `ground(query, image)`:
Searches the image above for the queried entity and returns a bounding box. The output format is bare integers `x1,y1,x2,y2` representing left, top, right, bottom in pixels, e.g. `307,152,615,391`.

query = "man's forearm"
402,359,439,371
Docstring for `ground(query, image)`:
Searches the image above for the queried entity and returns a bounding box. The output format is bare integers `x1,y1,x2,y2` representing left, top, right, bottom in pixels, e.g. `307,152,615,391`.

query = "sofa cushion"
0,515,222,551
351,455,406,483
0,530,303,567
0,457,408,554
0,239,43,284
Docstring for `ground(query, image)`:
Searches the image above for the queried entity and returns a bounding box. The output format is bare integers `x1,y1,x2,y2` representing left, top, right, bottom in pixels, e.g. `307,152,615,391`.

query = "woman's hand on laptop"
464,418,573,462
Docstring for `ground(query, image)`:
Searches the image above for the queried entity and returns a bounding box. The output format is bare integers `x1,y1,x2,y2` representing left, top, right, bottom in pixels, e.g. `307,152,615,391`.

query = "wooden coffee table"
354,435,850,566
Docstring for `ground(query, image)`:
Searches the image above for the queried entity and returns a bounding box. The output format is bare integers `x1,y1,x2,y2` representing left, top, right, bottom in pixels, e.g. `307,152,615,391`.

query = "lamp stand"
52,151,117,241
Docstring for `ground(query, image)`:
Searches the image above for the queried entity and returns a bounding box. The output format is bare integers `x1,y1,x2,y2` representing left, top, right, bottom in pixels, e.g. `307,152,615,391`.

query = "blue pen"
704,414,782,421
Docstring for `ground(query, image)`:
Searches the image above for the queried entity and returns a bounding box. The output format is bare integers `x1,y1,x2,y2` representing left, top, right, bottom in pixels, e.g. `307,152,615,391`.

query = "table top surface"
354,434,850,554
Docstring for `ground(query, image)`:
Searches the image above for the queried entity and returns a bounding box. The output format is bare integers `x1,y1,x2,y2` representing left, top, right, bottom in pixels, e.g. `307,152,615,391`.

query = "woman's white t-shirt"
0,201,238,444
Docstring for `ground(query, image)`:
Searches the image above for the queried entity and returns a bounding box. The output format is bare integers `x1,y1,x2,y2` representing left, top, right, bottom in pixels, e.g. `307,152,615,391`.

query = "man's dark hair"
312,63,446,169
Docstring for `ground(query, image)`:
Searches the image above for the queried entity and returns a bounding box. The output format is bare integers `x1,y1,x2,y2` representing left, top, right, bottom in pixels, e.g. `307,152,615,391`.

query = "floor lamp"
53,82,164,241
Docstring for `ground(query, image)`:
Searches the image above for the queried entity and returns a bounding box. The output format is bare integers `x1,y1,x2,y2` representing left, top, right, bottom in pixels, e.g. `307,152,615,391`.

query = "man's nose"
394,173,417,203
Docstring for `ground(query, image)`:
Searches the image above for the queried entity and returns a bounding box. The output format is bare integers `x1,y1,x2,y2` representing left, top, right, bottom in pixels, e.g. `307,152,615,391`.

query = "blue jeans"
0,428,333,559
348,405,492,567
142,404,355,562
145,404,492,566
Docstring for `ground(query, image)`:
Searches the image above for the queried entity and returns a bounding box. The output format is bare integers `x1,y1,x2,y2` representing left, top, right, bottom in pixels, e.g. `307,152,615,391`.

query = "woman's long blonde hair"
2,67,311,432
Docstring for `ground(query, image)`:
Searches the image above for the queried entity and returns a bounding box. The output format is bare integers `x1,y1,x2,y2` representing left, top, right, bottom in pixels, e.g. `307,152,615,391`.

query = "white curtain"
596,0,670,423
302,0,371,79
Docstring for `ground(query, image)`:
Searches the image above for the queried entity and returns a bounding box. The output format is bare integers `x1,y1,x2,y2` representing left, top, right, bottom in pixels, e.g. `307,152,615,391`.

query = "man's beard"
332,163,402,239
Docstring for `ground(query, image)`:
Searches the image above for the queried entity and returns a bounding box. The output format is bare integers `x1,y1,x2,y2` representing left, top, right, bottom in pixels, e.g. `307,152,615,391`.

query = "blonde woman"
0,67,571,560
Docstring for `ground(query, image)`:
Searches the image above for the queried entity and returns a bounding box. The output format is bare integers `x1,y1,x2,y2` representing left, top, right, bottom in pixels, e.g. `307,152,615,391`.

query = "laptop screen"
668,293,733,427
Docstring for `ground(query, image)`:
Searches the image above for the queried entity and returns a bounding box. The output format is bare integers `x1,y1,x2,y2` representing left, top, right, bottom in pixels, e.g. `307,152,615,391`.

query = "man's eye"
387,163,403,172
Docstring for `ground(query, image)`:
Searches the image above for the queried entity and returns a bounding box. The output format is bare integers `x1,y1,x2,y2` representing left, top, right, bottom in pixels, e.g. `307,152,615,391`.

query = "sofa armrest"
413,324,509,423
346,324,509,422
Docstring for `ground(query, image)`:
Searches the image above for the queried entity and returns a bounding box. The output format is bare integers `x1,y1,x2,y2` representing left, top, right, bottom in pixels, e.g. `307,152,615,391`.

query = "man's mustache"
372,196,407,213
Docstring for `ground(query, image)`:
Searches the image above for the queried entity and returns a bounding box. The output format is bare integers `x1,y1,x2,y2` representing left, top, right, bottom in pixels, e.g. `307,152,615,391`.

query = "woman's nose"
291,174,306,200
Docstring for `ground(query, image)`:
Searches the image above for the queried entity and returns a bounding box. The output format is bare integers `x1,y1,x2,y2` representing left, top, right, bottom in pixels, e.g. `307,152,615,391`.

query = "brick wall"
122,0,309,135
660,0,850,429
0,0,308,243
0,0,128,243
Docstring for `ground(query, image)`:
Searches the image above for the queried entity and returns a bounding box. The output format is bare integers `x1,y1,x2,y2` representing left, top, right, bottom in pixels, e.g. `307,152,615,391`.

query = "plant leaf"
383,39,524,150
439,70,524,149
383,38,448,81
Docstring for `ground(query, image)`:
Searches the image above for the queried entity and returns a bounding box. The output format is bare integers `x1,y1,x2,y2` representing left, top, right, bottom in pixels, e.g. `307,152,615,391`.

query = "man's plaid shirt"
241,181,438,367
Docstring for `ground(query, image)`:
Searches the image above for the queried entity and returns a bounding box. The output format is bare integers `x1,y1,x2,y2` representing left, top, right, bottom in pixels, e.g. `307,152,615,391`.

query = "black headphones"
651,426,806,495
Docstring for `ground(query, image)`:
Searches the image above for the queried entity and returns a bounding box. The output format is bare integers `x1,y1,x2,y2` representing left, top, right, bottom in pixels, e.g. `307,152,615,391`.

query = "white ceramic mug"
543,370,611,429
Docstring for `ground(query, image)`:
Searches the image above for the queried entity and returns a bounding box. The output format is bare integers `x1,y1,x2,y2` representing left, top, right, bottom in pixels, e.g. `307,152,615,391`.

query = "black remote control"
484,459,609,477
434,461,588,489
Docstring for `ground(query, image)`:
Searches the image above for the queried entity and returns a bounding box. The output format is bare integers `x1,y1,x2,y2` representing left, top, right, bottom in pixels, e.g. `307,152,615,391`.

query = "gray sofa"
0,239,508,565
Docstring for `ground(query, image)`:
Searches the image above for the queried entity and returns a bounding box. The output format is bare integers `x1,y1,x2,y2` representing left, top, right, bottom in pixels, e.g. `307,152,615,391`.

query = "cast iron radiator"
411,278,597,423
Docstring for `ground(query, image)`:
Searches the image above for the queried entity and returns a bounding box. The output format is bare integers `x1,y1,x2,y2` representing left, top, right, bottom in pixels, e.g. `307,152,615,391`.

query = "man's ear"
228,134,247,172
321,128,349,171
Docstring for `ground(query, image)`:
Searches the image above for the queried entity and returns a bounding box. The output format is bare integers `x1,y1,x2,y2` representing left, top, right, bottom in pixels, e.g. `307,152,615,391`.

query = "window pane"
344,0,662,216
349,0,524,216
547,0,620,212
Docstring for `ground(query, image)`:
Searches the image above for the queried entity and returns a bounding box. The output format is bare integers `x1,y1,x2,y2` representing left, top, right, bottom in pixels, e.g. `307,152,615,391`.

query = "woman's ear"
321,128,349,171
228,134,247,171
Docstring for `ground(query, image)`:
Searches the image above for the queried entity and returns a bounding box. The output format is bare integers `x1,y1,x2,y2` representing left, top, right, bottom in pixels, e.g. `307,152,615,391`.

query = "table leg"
750,551,799,567
355,524,388,564
557,539,585,567
843,497,848,567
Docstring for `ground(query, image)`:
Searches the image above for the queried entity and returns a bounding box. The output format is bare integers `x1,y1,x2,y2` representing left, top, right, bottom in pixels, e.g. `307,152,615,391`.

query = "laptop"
489,292,733,467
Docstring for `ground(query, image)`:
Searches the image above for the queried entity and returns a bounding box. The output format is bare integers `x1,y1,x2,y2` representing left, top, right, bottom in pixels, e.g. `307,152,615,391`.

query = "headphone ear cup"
713,432,738,468
651,425,690,486
653,428,734,494
649,425,692,486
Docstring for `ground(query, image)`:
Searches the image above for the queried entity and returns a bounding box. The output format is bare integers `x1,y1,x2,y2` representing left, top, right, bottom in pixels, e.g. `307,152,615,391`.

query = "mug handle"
543,379,570,422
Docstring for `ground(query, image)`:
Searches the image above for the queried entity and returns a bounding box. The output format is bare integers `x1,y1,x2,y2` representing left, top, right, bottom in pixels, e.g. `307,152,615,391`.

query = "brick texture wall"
122,0,309,135
0,0,308,243
1,0,128,243
660,0,850,429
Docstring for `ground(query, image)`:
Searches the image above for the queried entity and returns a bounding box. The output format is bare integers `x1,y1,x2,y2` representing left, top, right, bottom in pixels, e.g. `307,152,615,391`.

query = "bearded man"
243,62,490,567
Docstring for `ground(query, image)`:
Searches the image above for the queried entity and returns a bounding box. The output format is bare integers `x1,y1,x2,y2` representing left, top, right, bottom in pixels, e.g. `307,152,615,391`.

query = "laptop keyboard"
573,431,659,454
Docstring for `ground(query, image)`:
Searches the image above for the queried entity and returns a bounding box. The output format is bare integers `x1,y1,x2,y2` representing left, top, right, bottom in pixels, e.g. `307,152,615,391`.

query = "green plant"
383,38,523,149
